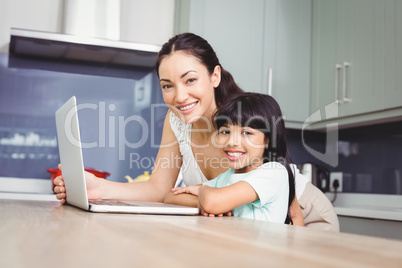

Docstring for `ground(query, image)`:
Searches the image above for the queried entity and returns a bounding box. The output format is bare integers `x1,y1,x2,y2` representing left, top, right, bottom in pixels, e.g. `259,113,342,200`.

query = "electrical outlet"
330,172,343,192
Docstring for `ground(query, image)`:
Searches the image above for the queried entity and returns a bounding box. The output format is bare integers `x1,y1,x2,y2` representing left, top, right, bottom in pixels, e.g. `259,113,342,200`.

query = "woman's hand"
53,173,67,204
172,185,201,196
170,185,231,217
53,164,102,204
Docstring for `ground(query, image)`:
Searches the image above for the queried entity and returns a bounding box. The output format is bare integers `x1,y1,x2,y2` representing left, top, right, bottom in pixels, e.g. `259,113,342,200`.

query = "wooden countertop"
1,199,402,268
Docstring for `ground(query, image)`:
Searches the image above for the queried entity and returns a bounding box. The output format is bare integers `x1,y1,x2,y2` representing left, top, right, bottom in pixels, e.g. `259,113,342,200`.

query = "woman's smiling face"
158,51,221,125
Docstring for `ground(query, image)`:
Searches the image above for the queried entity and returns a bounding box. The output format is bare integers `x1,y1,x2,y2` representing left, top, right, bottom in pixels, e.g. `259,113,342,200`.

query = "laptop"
55,96,199,215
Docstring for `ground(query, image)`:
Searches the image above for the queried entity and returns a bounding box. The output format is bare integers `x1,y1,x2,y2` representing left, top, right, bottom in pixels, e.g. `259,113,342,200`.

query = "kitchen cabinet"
263,0,312,126
175,0,265,94
311,0,386,119
384,1,402,109
311,0,402,128
338,216,402,240
174,0,311,127
330,193,402,240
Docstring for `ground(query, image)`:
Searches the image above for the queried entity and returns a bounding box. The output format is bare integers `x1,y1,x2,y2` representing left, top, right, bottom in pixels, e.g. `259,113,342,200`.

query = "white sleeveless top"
169,111,208,186
169,111,308,198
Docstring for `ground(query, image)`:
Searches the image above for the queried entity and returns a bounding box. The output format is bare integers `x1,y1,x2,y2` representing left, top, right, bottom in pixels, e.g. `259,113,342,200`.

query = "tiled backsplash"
287,121,402,195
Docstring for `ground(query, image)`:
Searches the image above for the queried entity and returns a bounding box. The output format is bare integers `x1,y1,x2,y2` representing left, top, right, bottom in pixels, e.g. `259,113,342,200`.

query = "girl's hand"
172,185,201,196
53,164,102,204
199,207,232,217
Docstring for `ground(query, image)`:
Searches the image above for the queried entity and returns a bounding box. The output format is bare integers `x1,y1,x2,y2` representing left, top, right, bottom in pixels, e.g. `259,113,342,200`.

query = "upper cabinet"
384,1,402,110
263,0,312,125
175,0,401,129
311,0,384,117
175,0,266,94
311,0,402,126
175,0,312,127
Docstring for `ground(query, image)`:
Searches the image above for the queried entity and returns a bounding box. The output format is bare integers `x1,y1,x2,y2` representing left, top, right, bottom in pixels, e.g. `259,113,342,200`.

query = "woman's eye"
242,131,252,135
186,78,196,84
162,84,173,90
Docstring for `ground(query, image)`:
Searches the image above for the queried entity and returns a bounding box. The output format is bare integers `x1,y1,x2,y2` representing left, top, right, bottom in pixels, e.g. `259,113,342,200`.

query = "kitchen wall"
119,0,175,45
0,53,166,182
287,120,402,195
0,0,63,53
0,0,175,53
0,0,176,193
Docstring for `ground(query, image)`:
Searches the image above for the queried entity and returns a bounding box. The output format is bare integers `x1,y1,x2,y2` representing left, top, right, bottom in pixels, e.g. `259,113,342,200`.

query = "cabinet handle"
268,68,273,96
335,64,342,103
342,62,351,102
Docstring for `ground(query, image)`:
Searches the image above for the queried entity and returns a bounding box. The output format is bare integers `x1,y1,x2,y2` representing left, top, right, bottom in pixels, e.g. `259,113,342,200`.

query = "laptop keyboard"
89,200,137,206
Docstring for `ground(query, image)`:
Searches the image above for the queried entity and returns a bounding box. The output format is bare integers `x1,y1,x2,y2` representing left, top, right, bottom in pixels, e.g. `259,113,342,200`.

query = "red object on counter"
47,168,110,188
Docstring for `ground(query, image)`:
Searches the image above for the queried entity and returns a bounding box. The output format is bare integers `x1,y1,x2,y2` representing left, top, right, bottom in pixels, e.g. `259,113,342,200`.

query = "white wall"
120,0,175,45
0,0,63,53
0,0,175,53
63,0,121,40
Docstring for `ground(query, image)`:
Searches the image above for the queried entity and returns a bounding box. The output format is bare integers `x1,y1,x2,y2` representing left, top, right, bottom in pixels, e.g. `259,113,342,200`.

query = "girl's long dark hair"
213,92,296,225
155,33,243,107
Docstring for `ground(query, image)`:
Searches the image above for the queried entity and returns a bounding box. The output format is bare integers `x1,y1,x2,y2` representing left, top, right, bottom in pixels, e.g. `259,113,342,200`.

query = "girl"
168,92,295,224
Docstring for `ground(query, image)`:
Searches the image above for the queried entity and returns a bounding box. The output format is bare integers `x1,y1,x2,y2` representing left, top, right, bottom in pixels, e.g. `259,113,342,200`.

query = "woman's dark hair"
213,92,296,225
155,33,243,107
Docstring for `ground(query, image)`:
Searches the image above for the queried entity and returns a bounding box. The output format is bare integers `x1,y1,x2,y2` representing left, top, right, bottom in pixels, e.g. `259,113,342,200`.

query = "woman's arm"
198,182,258,215
164,185,201,207
289,198,305,226
54,111,183,203
163,191,199,207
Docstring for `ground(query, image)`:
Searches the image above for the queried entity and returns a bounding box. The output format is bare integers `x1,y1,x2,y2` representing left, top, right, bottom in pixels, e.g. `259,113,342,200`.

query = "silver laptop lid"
55,96,89,210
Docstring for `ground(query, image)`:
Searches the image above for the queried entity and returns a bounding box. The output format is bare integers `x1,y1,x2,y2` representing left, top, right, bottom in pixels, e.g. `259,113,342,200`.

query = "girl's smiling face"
158,51,221,125
217,124,267,173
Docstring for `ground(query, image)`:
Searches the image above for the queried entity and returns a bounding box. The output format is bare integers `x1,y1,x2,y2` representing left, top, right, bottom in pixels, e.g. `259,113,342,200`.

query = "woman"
54,33,311,225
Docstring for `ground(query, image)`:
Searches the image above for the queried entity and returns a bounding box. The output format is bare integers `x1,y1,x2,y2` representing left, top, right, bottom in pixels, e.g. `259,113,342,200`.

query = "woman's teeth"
179,103,196,111
227,152,243,157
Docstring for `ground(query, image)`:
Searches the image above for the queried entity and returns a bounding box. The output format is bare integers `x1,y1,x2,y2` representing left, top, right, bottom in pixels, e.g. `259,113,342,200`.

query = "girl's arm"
164,186,232,217
55,111,183,203
198,182,258,215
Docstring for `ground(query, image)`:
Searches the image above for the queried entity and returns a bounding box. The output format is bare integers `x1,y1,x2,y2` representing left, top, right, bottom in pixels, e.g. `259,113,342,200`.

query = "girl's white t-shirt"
203,162,289,223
